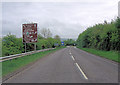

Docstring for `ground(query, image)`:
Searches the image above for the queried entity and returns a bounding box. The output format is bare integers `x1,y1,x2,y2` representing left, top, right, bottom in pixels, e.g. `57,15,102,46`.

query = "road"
4,47,118,83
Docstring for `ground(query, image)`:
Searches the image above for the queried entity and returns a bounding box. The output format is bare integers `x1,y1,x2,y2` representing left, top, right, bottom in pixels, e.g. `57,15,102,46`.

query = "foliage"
2,34,24,56
64,39,76,46
38,33,44,39
0,38,2,57
77,18,120,51
2,33,61,56
54,35,61,41
40,28,52,38
79,48,119,62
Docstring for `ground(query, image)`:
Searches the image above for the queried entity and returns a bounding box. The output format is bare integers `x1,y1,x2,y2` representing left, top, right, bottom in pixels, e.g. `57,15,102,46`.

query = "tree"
64,39,76,46
115,17,120,51
104,20,107,24
54,35,60,41
38,33,44,39
115,17,120,29
47,29,52,38
77,19,119,51
40,28,52,38
2,34,24,56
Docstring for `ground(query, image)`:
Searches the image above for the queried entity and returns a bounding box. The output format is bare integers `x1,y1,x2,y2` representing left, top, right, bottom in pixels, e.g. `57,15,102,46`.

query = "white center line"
69,52,71,55
75,63,88,80
71,56,75,61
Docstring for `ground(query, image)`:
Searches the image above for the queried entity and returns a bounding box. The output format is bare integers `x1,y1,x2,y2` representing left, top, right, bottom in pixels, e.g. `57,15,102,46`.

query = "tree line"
2,28,61,57
64,39,76,46
77,18,120,51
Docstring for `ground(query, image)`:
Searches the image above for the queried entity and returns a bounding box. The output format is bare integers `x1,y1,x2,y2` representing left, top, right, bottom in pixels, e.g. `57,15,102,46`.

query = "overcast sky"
2,0,119,39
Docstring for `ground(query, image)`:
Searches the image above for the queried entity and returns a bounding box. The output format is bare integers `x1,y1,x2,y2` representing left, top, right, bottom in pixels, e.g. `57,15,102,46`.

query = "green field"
78,47,119,63
2,47,65,77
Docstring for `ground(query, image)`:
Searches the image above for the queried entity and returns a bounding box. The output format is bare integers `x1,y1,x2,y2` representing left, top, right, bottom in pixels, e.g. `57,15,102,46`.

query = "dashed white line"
71,56,75,61
75,63,88,80
68,50,88,80
74,47,76,48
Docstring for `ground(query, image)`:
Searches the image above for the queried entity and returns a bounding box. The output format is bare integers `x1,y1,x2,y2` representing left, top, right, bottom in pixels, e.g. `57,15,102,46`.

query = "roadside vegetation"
0,38,2,57
2,47,65,77
77,18,120,62
79,48,119,62
64,39,76,46
2,28,61,57
2,27,66,77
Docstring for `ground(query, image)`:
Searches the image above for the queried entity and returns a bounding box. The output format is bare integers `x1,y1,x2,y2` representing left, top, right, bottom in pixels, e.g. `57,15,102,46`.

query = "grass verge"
78,47,119,63
2,47,65,77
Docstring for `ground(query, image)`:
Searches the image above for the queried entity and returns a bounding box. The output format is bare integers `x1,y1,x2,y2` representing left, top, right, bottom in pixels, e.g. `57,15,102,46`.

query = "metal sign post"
34,43,36,51
25,43,26,53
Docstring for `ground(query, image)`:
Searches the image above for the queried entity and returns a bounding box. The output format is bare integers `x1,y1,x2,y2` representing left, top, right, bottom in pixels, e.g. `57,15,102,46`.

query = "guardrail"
0,48,55,62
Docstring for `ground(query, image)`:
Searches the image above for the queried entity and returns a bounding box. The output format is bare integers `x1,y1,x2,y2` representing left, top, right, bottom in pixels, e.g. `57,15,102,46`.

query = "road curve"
4,47,118,83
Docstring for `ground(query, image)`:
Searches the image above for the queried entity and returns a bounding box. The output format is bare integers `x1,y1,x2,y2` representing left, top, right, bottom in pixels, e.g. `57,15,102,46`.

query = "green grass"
2,47,65,77
78,47,119,63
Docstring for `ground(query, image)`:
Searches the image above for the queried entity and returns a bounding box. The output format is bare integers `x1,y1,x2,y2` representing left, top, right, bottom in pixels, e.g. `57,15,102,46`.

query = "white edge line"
75,63,88,80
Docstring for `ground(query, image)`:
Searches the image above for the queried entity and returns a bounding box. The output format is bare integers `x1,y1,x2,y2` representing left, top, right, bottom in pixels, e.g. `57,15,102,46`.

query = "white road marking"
71,56,75,61
69,50,71,53
75,63,88,80
69,52,71,55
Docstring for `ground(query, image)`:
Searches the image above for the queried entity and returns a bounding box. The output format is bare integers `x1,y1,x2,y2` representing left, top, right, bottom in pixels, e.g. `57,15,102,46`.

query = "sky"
2,0,119,39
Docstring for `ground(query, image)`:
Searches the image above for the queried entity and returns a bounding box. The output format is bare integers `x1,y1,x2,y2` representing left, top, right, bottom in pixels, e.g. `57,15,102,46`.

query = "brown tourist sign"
22,23,37,43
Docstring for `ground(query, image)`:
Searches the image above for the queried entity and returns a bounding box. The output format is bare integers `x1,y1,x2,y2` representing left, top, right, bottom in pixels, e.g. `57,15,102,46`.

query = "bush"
2,34,24,56
2,34,62,56
77,18,120,51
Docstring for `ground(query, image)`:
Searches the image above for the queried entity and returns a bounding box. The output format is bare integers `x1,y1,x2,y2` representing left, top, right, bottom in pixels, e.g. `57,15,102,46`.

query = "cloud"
2,1,119,39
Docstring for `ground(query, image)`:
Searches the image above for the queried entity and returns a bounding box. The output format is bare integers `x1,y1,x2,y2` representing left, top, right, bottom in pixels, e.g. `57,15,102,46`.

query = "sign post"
61,41,64,46
34,43,36,51
25,43,26,53
22,23,37,52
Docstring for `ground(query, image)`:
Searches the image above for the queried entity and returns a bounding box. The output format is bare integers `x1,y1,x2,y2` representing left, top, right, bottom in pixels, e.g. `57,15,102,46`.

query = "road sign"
61,41,64,45
54,43,58,46
23,23,37,43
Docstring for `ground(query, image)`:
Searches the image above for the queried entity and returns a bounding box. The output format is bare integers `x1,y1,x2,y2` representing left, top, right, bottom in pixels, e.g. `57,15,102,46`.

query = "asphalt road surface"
4,47,118,83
